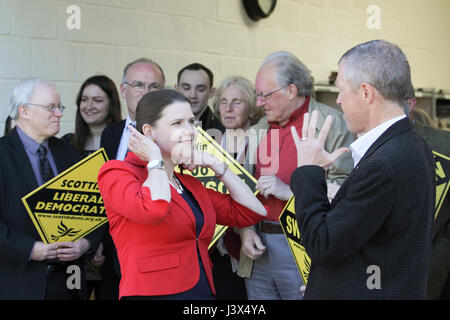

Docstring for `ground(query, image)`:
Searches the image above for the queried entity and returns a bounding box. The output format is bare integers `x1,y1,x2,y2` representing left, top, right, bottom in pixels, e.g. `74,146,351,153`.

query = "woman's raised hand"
127,125,162,162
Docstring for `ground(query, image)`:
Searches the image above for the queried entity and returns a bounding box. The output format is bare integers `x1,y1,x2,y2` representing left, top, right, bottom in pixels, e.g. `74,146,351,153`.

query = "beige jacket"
237,97,355,277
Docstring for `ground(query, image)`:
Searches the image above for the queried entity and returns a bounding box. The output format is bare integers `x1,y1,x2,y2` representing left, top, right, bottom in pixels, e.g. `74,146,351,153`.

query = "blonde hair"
213,76,264,126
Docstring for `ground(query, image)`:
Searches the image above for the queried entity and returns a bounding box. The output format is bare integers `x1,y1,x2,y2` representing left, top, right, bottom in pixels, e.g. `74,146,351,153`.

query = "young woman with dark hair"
63,75,121,157
98,89,267,300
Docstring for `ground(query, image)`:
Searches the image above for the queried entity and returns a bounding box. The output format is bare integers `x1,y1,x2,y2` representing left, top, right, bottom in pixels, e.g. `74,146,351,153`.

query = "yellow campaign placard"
22,148,109,244
279,196,311,285
176,127,258,249
433,150,450,220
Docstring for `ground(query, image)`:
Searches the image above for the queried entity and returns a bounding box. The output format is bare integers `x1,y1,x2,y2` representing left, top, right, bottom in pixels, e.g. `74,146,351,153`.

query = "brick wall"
1,0,449,135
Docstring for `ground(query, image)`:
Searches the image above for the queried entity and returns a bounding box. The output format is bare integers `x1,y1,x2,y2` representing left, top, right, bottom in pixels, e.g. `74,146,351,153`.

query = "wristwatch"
147,159,165,171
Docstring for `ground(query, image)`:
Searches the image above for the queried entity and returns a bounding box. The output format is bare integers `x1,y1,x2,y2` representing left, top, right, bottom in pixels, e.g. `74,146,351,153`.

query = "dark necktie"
37,145,55,184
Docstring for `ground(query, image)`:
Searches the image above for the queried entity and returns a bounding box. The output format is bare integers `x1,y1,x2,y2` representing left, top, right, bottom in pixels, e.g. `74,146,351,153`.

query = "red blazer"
98,152,264,298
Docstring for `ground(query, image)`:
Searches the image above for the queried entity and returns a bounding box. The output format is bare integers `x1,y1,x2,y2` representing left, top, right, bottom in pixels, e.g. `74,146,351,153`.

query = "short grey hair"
405,81,415,100
9,77,56,119
122,57,165,84
260,51,315,97
338,40,411,105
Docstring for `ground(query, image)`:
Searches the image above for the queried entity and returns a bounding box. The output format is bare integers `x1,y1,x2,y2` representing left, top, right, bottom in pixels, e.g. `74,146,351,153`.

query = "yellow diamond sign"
22,148,109,244
279,196,311,285
176,127,258,249
433,150,450,220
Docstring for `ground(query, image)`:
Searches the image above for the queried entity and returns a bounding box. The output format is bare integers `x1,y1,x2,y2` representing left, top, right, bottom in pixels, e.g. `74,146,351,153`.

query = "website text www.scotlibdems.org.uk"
182,303,267,319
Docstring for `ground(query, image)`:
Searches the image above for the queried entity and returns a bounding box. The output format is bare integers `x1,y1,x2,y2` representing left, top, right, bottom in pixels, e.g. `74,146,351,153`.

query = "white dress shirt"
350,114,406,168
115,115,136,161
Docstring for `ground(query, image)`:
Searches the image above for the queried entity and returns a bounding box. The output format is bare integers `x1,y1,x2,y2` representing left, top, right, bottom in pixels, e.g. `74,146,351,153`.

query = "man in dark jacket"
290,40,435,299
0,78,103,299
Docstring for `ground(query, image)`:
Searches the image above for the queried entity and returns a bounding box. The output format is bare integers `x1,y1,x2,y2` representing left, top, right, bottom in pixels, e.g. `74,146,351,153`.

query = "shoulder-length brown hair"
72,75,122,151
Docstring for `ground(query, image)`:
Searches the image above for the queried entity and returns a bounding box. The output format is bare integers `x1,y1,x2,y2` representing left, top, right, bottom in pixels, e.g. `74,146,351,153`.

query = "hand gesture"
241,228,266,260
55,239,90,262
30,241,59,261
90,243,105,268
256,175,292,201
181,149,225,176
128,125,162,162
291,111,349,170
300,285,306,297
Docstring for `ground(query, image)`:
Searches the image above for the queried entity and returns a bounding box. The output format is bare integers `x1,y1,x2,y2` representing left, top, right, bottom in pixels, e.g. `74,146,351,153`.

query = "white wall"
1,0,449,135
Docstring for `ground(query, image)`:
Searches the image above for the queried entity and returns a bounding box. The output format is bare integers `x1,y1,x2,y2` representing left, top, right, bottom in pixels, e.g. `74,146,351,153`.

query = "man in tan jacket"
239,51,354,299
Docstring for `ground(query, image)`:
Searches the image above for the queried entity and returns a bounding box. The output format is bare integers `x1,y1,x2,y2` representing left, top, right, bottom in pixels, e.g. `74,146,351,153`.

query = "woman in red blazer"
97,89,267,299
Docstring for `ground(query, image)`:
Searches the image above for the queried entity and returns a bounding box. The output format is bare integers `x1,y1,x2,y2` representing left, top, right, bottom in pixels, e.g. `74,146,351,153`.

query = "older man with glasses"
241,51,354,300
0,77,104,299
101,58,165,161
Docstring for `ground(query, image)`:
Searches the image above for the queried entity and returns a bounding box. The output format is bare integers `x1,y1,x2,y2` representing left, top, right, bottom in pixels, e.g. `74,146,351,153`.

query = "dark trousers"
441,270,450,300
45,266,80,300
211,250,247,300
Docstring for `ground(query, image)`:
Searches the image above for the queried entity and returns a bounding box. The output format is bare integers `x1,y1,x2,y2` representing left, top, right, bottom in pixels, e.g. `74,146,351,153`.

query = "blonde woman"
210,76,264,299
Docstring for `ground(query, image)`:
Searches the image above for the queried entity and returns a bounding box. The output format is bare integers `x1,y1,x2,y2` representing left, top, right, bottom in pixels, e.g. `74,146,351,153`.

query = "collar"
16,125,50,155
350,114,406,167
125,115,136,131
268,96,310,129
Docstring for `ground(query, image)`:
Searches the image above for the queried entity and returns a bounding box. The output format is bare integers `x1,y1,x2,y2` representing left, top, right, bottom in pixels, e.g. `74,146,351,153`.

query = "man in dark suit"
405,86,450,299
101,58,165,160
0,78,103,299
289,40,435,299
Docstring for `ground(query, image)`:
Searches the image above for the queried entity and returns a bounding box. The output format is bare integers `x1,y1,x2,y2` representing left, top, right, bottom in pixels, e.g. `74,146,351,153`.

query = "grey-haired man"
0,78,103,299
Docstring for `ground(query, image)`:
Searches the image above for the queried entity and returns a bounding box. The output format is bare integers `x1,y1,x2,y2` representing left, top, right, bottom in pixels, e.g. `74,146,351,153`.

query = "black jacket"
100,119,126,161
0,128,103,299
290,118,435,299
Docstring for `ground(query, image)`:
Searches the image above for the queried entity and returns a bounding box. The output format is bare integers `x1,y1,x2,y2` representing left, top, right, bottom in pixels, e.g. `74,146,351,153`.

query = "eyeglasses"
123,81,162,93
26,103,66,113
255,85,291,102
